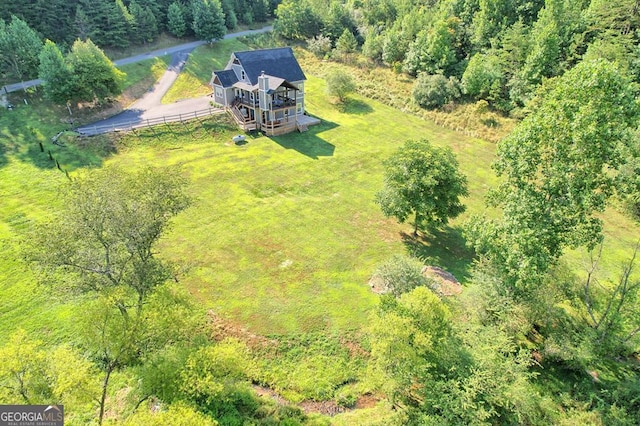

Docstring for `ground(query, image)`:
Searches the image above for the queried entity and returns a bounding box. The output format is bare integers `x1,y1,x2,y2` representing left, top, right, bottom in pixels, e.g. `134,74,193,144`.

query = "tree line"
272,0,640,114
0,0,279,88
0,0,278,49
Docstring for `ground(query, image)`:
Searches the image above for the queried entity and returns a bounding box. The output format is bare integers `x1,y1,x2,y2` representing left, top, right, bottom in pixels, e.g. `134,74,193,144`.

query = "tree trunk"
98,365,114,426
413,212,420,237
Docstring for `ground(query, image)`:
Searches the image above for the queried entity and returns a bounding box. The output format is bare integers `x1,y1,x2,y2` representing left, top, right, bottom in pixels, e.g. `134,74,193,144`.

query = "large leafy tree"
38,40,73,104
0,16,42,84
66,38,126,104
369,287,543,423
468,59,640,291
28,166,190,309
26,166,191,424
273,0,323,40
192,0,226,43
376,139,468,236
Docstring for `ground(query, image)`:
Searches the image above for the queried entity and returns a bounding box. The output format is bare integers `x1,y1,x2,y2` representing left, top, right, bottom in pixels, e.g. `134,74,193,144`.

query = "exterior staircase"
227,103,256,131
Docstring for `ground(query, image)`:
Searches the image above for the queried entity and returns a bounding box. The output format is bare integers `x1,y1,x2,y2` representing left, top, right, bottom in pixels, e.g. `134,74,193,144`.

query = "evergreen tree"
335,28,358,56
192,0,226,42
221,0,238,29
74,6,92,41
0,16,42,83
250,0,268,22
167,2,187,37
130,1,159,44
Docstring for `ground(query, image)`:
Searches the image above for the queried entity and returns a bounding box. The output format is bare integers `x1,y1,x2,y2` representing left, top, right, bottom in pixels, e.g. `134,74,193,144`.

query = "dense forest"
1,0,640,425
270,0,640,113
0,0,278,48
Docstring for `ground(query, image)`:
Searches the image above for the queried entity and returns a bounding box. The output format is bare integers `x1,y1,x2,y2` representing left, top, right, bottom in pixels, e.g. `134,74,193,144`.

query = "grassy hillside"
2,38,639,340
1,37,639,423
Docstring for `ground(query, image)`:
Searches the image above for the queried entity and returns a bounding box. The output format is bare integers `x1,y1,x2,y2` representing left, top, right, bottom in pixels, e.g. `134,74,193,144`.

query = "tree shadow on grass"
0,93,115,172
269,117,338,160
401,225,475,283
338,98,373,115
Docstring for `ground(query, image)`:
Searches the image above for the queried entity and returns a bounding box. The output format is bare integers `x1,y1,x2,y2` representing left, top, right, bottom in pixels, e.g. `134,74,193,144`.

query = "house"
210,47,319,136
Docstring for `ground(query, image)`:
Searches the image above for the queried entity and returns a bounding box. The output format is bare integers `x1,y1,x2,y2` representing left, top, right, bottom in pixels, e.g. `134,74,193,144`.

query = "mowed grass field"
1,39,639,342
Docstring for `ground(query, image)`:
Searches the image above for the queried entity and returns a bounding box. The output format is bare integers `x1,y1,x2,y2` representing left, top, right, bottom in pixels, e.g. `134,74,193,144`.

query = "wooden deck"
227,108,321,136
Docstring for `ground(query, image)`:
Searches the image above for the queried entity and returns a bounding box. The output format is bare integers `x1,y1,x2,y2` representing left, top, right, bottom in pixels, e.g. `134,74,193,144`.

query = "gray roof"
233,47,306,86
213,69,238,88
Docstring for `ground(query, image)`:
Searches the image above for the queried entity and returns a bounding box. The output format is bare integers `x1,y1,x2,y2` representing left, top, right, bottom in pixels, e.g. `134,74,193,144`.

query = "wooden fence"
77,106,225,135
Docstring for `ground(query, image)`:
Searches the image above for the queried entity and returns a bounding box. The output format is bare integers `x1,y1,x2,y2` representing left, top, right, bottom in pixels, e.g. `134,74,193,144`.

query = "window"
241,70,246,81
215,87,223,99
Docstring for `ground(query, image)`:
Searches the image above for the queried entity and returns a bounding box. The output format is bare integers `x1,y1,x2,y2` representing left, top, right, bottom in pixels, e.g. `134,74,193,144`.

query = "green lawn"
1,38,638,342
163,39,249,103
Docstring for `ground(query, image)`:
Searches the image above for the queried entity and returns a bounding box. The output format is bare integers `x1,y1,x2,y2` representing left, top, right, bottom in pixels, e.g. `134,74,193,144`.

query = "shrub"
307,34,332,58
336,388,358,408
374,255,430,297
412,73,460,109
461,53,504,100
325,69,356,102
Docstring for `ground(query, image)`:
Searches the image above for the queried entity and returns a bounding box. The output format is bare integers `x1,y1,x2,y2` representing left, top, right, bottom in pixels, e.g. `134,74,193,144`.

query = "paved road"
1,26,272,94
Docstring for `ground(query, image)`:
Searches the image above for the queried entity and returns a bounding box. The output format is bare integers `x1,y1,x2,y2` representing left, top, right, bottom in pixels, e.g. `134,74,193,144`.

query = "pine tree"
167,2,187,37
192,0,226,43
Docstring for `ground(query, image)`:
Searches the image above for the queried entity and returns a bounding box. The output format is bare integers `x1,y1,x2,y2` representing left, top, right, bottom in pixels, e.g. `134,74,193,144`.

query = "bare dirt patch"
206,310,276,349
421,265,462,296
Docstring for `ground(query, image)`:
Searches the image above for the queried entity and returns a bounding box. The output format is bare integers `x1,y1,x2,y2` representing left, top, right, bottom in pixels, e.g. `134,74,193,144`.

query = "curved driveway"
4,26,273,135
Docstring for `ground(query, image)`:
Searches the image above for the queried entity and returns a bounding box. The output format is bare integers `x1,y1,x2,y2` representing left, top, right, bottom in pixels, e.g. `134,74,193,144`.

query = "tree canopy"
0,15,42,83
192,0,226,43
376,139,468,235
467,59,640,290
66,39,126,104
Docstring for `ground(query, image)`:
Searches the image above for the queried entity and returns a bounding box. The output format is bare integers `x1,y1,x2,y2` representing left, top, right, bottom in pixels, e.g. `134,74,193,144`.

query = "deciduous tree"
325,68,356,102
467,59,640,291
26,166,190,424
377,140,468,236
66,38,126,104
273,0,322,40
